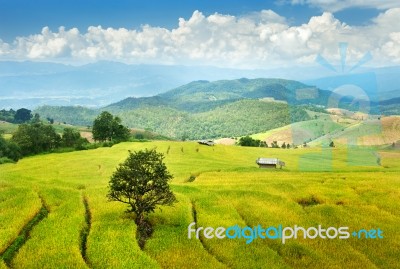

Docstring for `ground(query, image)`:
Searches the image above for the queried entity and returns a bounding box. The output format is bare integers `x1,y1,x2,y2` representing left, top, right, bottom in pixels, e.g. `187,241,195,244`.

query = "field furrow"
0,196,48,267
0,187,42,255
80,195,92,268
191,201,229,268
85,188,160,269
11,188,88,269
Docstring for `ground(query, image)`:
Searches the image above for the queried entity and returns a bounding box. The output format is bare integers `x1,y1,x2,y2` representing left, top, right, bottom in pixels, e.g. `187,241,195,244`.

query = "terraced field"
251,115,400,147
0,141,399,268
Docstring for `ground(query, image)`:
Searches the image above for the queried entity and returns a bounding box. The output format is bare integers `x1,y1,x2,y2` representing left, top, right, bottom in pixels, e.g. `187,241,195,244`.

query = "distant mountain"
375,97,400,115
1,61,399,109
304,66,400,101
106,78,335,113
0,61,271,109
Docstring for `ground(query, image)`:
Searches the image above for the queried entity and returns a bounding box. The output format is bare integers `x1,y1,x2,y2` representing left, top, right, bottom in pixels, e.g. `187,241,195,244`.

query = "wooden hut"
256,158,285,169
198,140,215,146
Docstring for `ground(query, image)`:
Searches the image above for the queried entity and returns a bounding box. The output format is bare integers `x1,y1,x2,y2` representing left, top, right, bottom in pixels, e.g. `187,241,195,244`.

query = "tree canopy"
237,136,266,147
12,123,61,155
92,111,130,142
14,108,32,124
0,134,21,162
61,127,88,148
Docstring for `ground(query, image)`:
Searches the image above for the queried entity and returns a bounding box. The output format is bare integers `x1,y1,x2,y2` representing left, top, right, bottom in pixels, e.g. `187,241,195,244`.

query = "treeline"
12,122,89,156
0,108,51,124
237,136,294,148
1,119,90,163
0,110,131,164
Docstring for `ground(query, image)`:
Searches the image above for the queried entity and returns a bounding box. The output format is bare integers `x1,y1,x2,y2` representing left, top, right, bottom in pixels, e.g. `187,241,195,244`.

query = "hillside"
251,117,348,146
250,109,400,147
33,77,399,141
1,141,399,268
326,116,400,146
34,105,99,126
118,100,310,139
35,78,322,139
105,78,335,113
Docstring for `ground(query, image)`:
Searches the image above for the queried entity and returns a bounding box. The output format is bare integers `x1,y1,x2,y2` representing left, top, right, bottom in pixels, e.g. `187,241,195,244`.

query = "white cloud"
0,9,400,68
289,0,400,12
0,39,10,56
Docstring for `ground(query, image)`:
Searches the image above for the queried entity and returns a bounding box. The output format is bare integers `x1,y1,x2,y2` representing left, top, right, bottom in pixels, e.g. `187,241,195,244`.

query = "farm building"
198,140,215,146
256,158,285,169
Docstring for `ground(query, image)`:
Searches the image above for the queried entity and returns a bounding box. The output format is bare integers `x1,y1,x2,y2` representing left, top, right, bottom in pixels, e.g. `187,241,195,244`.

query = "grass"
0,121,18,135
0,141,399,268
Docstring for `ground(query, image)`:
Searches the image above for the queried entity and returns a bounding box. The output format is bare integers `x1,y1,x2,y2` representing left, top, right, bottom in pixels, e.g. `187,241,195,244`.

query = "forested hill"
106,78,333,113
33,78,337,139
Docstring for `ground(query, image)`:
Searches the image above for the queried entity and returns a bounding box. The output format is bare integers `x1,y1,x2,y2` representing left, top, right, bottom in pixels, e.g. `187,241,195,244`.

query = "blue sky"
0,0,399,68
0,0,384,41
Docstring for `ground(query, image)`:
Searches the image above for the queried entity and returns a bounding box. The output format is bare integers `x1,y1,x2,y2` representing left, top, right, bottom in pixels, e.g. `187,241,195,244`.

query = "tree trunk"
135,212,144,226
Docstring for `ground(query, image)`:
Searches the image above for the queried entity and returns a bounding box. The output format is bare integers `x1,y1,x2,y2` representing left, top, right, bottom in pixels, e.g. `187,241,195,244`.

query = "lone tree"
107,148,177,226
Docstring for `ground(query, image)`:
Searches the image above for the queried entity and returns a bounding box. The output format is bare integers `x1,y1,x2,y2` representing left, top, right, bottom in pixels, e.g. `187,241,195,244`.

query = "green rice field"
0,141,399,268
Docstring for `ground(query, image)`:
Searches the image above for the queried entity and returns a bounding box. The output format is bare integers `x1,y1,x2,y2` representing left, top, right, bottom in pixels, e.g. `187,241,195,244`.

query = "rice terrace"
1,138,400,268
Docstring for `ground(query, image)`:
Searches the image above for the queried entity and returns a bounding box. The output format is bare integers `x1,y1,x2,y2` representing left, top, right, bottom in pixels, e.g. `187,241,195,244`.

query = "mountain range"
1,61,400,109
33,77,400,140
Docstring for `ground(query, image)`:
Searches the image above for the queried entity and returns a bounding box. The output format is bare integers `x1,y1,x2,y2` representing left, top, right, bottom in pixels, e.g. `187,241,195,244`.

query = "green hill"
316,116,400,146
251,117,348,146
117,100,310,139
34,106,98,126
36,78,323,140
104,78,334,114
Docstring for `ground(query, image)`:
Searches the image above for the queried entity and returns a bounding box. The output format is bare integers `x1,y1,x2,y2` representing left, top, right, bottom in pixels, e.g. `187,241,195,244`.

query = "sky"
0,0,399,68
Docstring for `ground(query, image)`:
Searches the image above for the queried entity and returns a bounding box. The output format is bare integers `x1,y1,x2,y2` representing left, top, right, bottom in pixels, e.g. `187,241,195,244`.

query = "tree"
329,141,335,147
46,117,54,124
32,113,41,123
14,108,32,123
281,142,286,149
0,109,16,123
238,136,261,147
0,135,21,162
271,141,279,148
12,123,61,155
92,111,130,142
107,148,176,225
62,127,82,147
260,141,268,148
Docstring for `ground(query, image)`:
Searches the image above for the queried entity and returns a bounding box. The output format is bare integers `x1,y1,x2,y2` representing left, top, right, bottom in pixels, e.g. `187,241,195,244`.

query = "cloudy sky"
0,0,399,68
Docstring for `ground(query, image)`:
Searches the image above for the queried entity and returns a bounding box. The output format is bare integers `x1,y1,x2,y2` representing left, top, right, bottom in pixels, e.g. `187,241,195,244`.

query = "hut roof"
256,158,281,165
